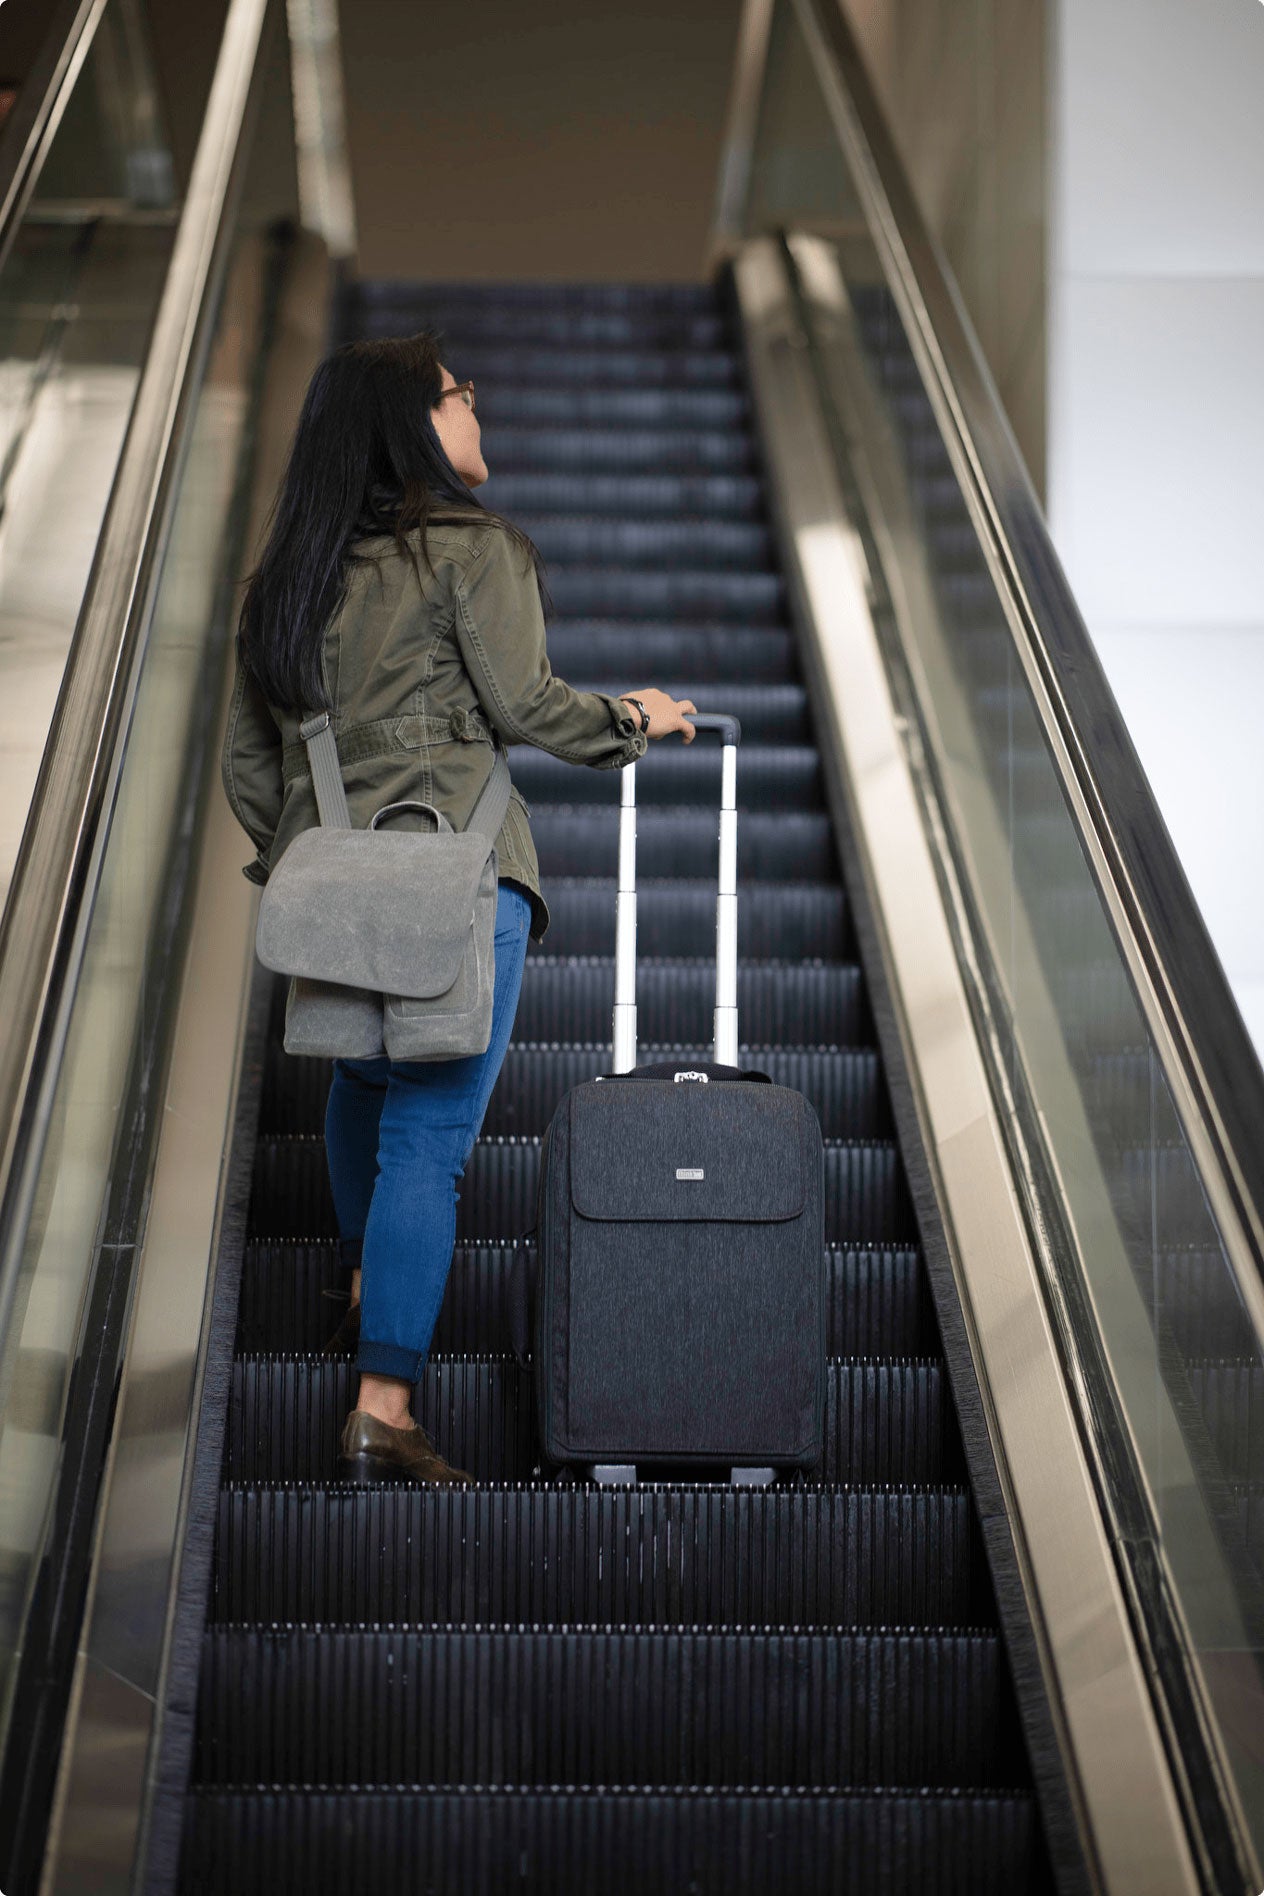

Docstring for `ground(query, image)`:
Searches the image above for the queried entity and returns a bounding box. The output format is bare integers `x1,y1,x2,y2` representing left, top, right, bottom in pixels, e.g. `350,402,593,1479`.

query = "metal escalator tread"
236,1240,935,1358
177,276,1051,1890
213,1483,987,1625
227,1354,960,1485
544,625,802,684
511,741,822,806
182,1787,1038,1894
247,1132,917,1245
194,1626,1019,1786
262,1043,891,1139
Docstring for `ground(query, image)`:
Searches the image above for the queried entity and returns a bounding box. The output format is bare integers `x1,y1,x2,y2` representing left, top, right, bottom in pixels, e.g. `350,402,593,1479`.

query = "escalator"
3,1,1263,1892
177,277,1054,1888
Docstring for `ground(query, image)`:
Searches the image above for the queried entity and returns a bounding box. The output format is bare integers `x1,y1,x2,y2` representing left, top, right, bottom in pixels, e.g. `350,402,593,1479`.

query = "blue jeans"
323,881,532,1382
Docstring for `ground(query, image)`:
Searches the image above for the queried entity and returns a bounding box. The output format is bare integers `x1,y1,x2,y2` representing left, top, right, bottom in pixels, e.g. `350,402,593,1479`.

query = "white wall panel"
1049,0,1264,1060
1058,0,1264,276
1091,623,1264,1007
1048,276,1264,626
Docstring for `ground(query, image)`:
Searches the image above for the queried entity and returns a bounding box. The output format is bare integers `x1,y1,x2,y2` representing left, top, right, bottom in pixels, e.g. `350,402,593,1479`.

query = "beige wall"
843,0,1046,497
336,0,744,285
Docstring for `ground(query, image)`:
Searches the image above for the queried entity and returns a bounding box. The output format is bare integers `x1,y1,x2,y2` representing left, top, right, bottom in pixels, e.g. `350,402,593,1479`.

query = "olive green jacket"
221,518,648,945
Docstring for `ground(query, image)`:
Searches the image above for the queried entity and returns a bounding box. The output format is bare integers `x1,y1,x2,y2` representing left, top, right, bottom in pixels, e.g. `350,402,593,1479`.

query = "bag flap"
570,1081,807,1223
257,828,493,993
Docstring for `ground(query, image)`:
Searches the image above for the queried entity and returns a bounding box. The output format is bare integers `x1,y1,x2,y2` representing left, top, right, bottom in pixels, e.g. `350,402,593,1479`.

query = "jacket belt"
281,707,495,785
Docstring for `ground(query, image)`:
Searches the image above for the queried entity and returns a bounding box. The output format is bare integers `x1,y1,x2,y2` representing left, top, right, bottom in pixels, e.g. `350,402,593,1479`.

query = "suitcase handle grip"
686,712,741,747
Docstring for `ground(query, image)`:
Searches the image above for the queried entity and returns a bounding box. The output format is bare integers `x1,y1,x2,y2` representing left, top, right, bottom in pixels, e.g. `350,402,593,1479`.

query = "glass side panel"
0,0,287,1761
0,2,180,914
743,0,1264,1860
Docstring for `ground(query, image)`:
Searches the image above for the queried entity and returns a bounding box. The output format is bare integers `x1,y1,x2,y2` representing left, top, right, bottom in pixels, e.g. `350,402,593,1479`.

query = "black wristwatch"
621,695,650,734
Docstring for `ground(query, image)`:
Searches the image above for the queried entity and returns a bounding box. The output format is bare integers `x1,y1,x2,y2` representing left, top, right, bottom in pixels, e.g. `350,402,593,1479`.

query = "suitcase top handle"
685,712,741,747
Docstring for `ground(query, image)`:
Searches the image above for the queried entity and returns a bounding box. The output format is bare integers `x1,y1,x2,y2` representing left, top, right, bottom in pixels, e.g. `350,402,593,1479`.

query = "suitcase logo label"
676,1167,705,1180
674,1071,710,1083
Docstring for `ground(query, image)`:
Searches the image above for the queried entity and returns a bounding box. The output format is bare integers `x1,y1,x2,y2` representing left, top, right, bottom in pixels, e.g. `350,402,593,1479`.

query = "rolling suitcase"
528,712,825,1485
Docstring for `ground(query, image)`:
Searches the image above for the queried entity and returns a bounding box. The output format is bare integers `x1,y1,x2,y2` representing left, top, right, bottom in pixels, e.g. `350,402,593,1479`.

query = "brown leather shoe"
321,1295,361,1356
337,1409,474,1485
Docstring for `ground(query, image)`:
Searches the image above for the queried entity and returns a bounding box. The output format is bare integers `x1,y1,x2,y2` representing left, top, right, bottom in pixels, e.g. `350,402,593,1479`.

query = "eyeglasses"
436,380,476,412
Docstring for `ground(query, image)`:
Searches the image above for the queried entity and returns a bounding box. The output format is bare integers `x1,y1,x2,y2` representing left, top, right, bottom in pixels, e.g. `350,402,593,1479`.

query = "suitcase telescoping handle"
612,712,741,1074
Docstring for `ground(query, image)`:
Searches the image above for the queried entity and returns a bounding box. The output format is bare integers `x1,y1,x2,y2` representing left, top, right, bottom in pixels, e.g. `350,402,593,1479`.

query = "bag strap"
299,711,513,841
299,713,352,828
466,738,513,842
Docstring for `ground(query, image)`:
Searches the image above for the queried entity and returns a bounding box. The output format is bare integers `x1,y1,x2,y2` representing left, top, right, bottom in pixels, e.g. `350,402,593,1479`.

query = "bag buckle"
300,711,331,740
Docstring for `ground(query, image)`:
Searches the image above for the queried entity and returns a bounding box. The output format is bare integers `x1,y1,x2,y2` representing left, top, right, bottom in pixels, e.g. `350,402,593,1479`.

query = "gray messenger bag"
255,710,513,1062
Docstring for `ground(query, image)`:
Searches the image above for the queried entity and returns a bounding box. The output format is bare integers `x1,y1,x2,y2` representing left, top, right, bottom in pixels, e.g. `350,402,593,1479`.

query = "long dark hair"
236,329,551,711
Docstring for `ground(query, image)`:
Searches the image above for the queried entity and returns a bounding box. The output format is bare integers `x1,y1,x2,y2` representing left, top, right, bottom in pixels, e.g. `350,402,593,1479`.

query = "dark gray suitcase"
530,713,825,1483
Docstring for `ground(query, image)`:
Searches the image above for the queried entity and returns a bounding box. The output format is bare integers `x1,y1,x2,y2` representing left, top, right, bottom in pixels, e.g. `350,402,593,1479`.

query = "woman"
222,331,696,1485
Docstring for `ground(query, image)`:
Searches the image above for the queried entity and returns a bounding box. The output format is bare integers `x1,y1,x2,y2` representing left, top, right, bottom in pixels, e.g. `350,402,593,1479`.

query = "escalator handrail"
781,0,1264,1305
0,0,277,1343
0,0,106,275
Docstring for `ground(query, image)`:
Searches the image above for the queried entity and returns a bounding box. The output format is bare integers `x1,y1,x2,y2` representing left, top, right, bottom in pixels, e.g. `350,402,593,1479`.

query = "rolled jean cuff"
355,1337,422,1382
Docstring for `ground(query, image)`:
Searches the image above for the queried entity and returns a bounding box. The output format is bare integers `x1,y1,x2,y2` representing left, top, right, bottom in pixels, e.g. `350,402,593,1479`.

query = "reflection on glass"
0,0,261,1763
741,0,1264,1861
0,5,178,914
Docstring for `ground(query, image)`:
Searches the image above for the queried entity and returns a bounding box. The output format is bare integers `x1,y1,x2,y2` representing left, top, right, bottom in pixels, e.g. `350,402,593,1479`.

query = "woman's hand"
621,689,697,742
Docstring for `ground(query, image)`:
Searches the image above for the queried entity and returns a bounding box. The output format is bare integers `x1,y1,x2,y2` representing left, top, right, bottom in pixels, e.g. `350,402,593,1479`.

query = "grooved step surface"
524,883,851,958
213,1485,988,1626
545,625,800,685
194,1627,1017,1789
248,1135,915,1245
512,741,822,807
226,1355,959,1485
529,806,832,879
261,1043,891,1140
237,1241,933,1359
182,1787,1040,1895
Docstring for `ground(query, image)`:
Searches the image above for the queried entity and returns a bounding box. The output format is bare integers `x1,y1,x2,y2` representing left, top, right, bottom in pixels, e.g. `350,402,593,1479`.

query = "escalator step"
194,1627,1015,1790
466,426,759,474
225,1356,955,1486
260,1027,883,1146
181,1786,1039,1895
453,345,745,388
481,471,764,517
356,278,719,311
527,882,851,958
560,681,810,741
247,1136,915,1245
236,1241,932,1360
1185,1362,1264,1485
530,808,833,880
353,303,729,350
544,625,800,686
443,384,752,431
512,743,821,809
212,1484,988,1627
258,960,870,1131
511,515,774,569
510,957,867,1044
1124,1248,1260,1362
1116,1143,1221,1251
1233,1483,1264,1571
478,1046,891,1139
544,565,784,621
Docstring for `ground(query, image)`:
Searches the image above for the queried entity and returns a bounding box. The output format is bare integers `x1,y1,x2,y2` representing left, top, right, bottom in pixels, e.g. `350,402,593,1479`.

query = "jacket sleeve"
221,658,284,885
453,526,649,768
